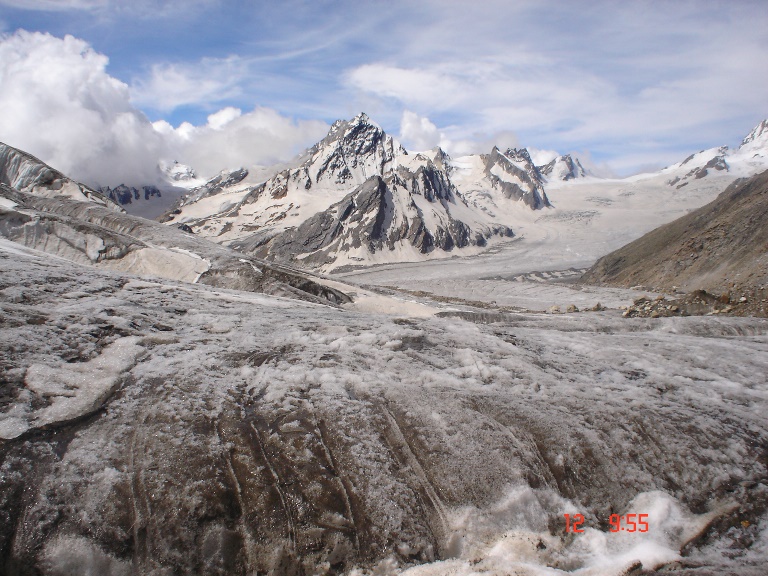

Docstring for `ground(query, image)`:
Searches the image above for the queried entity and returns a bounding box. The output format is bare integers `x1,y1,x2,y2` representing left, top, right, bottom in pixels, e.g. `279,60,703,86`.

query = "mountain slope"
0,141,353,305
261,166,513,271
0,141,120,210
161,115,551,270
581,169,768,304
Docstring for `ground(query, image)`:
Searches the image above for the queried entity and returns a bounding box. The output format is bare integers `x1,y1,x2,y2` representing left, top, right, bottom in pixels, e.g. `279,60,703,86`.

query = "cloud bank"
0,31,328,187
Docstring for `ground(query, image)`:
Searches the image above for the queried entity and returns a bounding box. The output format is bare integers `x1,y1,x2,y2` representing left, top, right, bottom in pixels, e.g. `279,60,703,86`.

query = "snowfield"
1,237,766,575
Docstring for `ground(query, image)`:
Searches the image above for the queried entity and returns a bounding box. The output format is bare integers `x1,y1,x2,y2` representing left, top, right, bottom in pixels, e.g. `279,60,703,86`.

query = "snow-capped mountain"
161,114,550,270
663,118,768,189
161,159,199,183
259,162,513,270
157,115,768,272
538,154,588,181
664,146,729,189
740,118,768,150
0,141,121,210
163,113,409,243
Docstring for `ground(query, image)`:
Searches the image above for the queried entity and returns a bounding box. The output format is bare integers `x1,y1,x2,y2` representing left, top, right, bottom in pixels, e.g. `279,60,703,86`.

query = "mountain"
661,118,768,190
0,141,120,210
161,114,549,271
260,165,513,270
161,159,199,183
99,183,163,207
740,118,768,151
162,113,409,244
581,168,768,315
538,154,588,181
156,116,768,274
0,143,351,306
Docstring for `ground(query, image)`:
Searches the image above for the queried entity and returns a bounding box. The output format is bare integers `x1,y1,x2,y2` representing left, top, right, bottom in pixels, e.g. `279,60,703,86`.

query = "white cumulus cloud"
0,30,167,186
0,31,328,186
399,111,441,151
157,107,329,177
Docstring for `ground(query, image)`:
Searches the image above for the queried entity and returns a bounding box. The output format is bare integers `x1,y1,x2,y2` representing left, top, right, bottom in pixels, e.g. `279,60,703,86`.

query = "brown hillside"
582,169,768,311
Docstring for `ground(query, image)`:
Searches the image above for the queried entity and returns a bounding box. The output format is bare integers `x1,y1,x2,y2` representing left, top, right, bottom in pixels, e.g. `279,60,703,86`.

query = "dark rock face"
99,185,162,206
266,167,513,269
483,147,550,209
582,169,768,314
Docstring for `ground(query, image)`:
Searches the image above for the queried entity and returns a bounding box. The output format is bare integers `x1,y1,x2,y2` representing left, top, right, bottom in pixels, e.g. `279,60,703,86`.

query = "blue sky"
1,0,767,184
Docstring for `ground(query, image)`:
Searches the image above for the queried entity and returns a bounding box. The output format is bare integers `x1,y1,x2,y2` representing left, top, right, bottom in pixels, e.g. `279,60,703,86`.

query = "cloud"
399,111,441,151
0,30,166,186
206,107,242,130
0,31,330,186
342,0,768,174
130,57,248,112
156,107,328,177
527,148,559,166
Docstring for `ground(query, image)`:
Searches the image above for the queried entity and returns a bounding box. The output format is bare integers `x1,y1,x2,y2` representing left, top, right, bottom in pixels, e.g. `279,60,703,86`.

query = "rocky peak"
502,147,537,166
483,147,550,209
309,114,407,186
538,154,588,181
162,160,197,182
740,119,768,149
99,184,162,206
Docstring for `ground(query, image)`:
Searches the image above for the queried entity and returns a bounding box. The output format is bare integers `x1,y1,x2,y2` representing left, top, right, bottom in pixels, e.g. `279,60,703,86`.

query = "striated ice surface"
1,237,766,574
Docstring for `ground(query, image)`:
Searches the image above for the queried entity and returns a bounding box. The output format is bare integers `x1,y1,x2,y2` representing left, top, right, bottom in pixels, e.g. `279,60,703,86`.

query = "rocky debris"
583,169,768,318
566,304,579,313
620,290,762,318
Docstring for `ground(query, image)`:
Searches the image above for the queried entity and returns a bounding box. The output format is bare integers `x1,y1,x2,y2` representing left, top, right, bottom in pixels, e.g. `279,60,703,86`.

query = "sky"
0,0,767,186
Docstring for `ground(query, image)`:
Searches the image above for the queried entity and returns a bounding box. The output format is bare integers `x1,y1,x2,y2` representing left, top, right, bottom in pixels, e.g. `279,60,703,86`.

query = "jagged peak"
502,147,536,165
538,154,588,180
740,119,768,148
351,112,373,125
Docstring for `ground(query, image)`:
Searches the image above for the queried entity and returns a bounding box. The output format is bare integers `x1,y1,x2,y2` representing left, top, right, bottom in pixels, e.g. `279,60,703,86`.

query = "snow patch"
0,336,143,439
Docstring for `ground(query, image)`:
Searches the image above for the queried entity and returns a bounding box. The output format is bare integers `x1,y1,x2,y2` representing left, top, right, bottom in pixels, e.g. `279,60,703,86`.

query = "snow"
98,246,211,283
0,336,143,439
2,234,766,574
394,489,731,576
0,196,18,209
2,118,768,574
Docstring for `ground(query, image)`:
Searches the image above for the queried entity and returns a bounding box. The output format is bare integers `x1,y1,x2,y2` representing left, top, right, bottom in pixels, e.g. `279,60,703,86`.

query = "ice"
1,217,766,573
1,336,143,439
